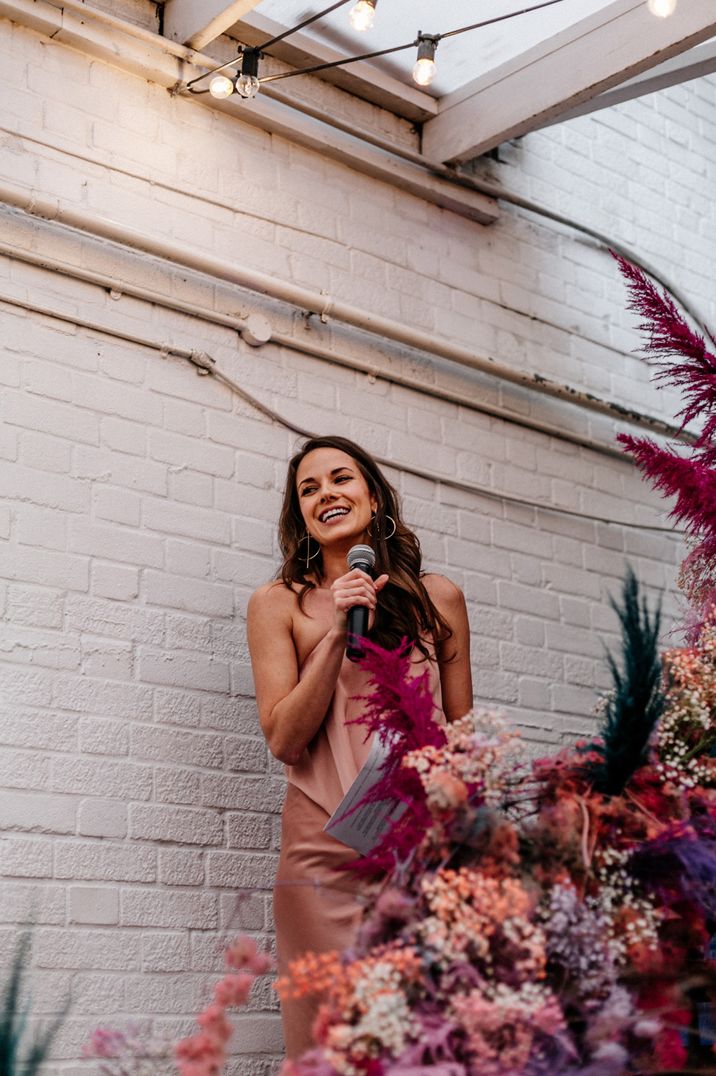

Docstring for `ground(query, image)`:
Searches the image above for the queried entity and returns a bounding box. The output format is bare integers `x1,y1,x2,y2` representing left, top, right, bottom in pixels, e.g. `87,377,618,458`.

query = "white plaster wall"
0,3,713,1071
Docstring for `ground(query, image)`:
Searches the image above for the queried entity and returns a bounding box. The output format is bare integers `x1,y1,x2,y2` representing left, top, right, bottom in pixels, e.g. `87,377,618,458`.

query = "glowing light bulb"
209,74,235,99
236,73,260,99
413,56,436,86
647,0,677,14
412,35,438,87
349,0,376,32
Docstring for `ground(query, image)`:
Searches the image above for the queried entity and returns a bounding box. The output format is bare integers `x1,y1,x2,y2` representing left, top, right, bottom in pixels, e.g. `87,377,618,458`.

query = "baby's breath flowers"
419,869,541,976
590,848,661,962
656,616,716,788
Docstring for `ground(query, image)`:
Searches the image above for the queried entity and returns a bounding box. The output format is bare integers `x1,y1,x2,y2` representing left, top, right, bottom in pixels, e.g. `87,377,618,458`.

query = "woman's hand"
249,571,388,765
330,568,389,632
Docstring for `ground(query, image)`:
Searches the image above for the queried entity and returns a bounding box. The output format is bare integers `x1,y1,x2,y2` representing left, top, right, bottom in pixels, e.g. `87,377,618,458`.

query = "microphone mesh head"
347,544,376,570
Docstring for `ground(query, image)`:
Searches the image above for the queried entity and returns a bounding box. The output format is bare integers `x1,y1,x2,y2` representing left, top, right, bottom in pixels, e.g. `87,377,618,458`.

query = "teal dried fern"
589,567,665,796
0,931,66,1076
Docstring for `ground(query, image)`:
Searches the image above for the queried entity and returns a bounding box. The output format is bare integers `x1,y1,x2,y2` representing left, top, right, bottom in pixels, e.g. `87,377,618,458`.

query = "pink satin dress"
273,593,444,1059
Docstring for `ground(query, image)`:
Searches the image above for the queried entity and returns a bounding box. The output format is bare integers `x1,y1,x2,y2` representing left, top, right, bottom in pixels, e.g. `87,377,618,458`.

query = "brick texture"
0,5,712,1072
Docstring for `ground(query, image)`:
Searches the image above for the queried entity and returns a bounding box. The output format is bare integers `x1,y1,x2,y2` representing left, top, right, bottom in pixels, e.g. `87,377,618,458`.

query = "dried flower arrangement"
275,613,715,1074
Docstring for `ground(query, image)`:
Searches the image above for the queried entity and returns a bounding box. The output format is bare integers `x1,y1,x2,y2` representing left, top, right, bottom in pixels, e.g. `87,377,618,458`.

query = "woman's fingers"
333,589,377,610
330,568,387,618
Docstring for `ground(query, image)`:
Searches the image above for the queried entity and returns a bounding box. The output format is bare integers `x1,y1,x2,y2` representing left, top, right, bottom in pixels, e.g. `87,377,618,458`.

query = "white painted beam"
233,11,437,123
163,0,262,50
0,0,497,226
541,38,716,126
423,0,716,164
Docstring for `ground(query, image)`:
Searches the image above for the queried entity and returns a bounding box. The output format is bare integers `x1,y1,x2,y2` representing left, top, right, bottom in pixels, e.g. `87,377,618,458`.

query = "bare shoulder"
248,579,296,622
422,572,466,611
423,574,472,716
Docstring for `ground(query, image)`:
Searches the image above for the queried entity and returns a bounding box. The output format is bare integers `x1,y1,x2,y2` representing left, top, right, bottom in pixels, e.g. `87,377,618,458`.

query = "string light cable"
259,0,572,88
173,0,701,335
187,0,678,93
93,0,701,374
185,0,355,95
184,0,574,98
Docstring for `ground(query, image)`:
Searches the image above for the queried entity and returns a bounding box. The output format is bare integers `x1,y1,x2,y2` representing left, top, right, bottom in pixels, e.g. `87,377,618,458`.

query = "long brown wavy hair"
278,435,451,659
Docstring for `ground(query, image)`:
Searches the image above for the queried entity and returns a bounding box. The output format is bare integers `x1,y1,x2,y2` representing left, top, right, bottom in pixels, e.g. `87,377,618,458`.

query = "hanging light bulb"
236,47,261,99
349,0,376,32
209,73,235,99
413,35,438,87
647,0,677,13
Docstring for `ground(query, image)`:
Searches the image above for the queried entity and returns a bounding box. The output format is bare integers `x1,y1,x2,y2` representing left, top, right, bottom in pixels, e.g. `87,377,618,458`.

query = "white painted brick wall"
0,2,713,1071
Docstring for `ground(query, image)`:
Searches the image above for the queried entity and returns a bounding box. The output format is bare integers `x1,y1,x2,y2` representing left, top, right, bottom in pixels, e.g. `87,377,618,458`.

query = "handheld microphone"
346,544,376,662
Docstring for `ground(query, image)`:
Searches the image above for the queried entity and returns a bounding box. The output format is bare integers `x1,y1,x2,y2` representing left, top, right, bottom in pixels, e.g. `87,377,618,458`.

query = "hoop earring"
383,515,397,540
298,532,321,570
369,513,397,540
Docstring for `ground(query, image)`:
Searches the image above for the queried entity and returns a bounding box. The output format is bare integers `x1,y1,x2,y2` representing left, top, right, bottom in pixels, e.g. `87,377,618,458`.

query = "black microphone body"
346,544,376,662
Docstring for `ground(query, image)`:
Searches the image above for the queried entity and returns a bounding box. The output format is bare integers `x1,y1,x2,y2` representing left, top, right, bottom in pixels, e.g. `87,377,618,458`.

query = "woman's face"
295,447,377,547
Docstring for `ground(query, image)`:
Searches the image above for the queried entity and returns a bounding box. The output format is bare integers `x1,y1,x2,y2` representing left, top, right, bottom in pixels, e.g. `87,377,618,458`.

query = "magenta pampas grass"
617,434,716,539
342,639,447,876
613,253,716,448
614,257,716,569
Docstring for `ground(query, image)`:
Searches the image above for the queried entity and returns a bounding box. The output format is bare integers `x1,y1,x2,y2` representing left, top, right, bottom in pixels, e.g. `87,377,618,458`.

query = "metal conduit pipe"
0,286,624,466
0,181,682,441
0,291,216,368
0,234,635,460
269,332,635,460
0,239,252,332
0,123,644,368
0,288,676,532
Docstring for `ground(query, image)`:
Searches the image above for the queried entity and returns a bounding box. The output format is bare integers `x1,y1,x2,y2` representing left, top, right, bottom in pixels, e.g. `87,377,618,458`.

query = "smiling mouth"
319,507,350,523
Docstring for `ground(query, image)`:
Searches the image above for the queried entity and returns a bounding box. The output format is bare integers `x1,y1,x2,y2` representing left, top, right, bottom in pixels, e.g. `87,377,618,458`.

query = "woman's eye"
335,474,351,484
300,486,317,497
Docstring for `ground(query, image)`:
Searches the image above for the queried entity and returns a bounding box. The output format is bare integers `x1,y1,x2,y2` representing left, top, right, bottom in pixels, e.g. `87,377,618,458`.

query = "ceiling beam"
232,12,437,123
0,0,497,226
163,0,262,50
422,0,716,164
540,37,716,126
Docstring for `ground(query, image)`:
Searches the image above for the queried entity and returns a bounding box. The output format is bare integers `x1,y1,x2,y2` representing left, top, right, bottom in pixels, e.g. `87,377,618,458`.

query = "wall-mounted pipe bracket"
240,312,272,347
189,349,216,375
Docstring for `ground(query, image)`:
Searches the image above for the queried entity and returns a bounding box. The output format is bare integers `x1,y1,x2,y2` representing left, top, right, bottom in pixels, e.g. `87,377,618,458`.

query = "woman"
247,435,472,1057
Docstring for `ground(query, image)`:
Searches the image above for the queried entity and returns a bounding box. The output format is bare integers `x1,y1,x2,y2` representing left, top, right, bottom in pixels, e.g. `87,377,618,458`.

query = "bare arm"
248,584,344,765
248,571,388,765
424,573,473,723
